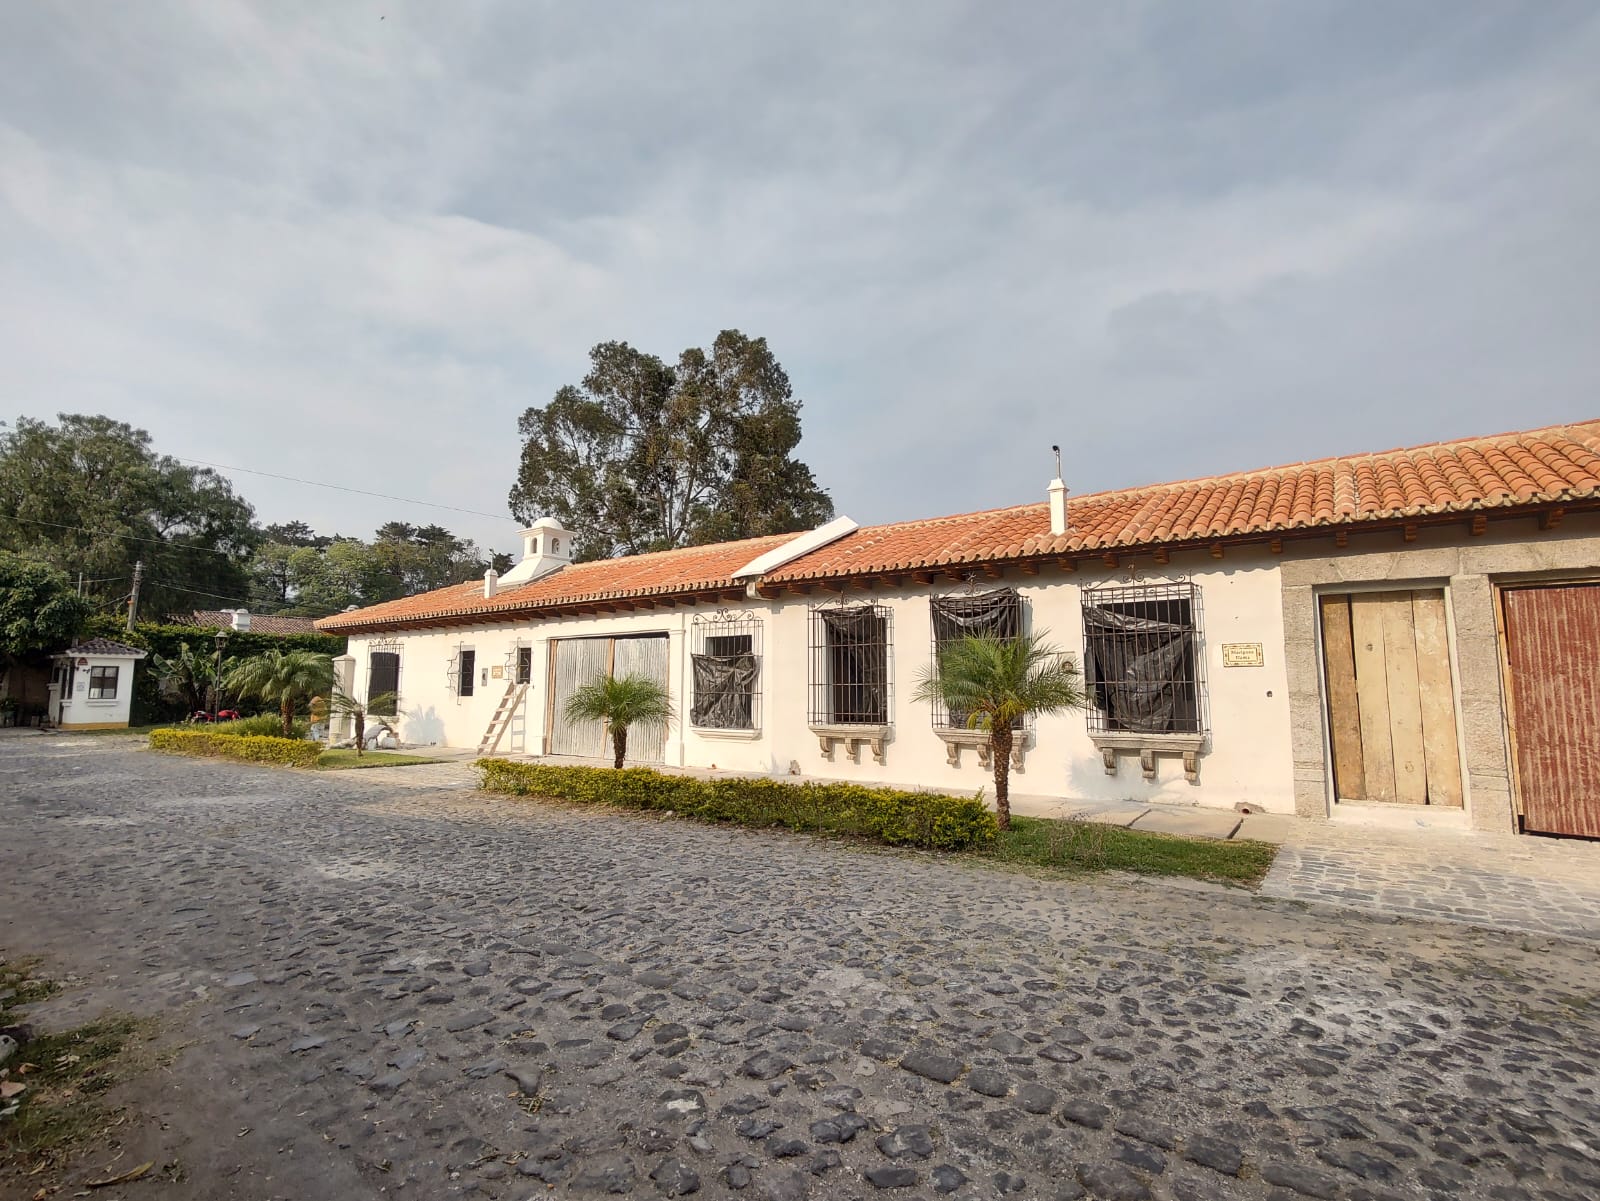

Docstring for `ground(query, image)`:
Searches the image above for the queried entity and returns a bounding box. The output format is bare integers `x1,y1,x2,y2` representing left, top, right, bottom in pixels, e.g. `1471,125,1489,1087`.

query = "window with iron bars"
690,610,763,730
928,587,1027,730
445,645,476,697
1082,582,1207,735
504,643,534,686
366,642,401,716
807,602,892,726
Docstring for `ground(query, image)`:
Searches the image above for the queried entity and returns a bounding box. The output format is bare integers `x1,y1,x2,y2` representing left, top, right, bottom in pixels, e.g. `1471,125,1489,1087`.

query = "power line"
174,456,518,524
7,515,248,559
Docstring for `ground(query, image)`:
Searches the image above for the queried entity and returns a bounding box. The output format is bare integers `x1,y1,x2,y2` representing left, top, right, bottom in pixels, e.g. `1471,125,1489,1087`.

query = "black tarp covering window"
1082,603,1199,733
690,652,759,729
821,606,888,724
929,588,1023,729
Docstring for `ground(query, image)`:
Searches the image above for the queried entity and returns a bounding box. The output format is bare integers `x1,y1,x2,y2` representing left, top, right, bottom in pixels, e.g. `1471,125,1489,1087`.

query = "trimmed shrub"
475,760,998,852
149,727,322,768
210,715,310,739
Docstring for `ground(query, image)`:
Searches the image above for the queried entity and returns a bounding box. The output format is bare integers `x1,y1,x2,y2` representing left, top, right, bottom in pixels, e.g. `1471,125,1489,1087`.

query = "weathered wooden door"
1502,584,1600,837
1320,590,1463,805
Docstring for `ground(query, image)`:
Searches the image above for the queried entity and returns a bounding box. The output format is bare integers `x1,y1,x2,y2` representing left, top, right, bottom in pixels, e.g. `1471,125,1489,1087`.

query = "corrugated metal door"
548,638,610,758
1503,584,1600,837
612,634,669,765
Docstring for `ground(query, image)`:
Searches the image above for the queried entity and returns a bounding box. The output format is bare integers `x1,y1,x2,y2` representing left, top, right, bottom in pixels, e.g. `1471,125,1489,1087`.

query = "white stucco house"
49,638,147,730
318,419,1600,839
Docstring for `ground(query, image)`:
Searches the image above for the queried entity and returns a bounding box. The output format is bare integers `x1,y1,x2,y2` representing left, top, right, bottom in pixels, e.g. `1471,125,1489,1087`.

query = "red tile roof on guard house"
319,419,1600,632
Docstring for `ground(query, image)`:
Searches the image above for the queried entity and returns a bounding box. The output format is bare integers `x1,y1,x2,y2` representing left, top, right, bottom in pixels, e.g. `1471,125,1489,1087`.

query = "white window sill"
1090,731,1206,783
934,727,1032,772
809,723,890,765
692,726,762,741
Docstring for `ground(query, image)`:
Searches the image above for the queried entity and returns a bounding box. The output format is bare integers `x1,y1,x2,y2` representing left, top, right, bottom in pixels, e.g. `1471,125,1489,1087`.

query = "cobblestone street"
5,736,1600,1201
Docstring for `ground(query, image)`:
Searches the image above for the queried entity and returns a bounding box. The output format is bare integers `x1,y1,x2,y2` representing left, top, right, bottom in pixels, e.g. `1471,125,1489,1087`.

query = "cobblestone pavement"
5,738,1600,1201
1260,822,1600,944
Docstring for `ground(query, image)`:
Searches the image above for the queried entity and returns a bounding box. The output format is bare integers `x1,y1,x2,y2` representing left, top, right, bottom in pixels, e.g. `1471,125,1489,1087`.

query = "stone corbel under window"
810,723,889,765
1091,732,1205,784
936,728,1029,773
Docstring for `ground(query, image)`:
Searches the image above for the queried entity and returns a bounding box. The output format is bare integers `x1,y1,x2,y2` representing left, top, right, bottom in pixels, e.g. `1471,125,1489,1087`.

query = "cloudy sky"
3,2,1597,559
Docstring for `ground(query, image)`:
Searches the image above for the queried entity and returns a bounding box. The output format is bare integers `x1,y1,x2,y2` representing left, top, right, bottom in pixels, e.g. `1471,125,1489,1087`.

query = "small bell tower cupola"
499,516,574,585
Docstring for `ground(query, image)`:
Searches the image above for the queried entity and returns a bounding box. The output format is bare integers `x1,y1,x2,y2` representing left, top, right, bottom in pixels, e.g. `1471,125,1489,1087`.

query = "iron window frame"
366,640,402,716
927,586,1030,732
807,599,893,728
445,644,477,698
690,609,764,732
1081,581,1208,736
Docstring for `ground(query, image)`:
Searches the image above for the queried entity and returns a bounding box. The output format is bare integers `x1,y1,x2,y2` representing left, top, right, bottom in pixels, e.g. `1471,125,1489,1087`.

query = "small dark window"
87,665,119,700
515,646,533,685
367,652,399,716
458,649,476,697
1082,583,1206,735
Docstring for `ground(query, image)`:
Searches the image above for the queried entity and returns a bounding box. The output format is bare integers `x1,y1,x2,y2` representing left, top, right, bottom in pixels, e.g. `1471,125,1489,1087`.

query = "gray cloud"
3,1,1596,558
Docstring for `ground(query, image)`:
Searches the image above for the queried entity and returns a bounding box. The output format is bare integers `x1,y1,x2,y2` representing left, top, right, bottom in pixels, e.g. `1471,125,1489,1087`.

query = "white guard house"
49,638,147,730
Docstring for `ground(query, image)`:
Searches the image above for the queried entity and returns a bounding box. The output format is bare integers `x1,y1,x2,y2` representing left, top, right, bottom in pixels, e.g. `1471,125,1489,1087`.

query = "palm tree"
328,687,398,755
912,631,1085,830
225,649,334,738
564,673,675,769
149,641,220,715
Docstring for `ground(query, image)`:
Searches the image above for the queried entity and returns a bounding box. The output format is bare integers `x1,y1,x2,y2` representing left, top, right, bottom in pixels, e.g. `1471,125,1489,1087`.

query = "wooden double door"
1501,583,1600,838
1320,589,1463,806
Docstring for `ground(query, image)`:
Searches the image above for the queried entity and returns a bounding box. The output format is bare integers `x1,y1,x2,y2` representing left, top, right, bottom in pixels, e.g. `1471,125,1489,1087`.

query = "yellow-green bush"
148,727,322,768
475,760,998,851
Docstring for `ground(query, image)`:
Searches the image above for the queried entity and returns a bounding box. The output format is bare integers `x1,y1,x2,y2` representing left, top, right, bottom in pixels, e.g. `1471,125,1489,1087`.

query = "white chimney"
483,567,499,599
498,516,575,586
229,608,252,632
1048,444,1069,536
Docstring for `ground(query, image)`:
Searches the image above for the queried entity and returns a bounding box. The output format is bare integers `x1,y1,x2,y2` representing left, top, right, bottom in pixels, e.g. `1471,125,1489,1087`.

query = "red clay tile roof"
765,418,1600,583
318,419,1600,632
180,610,321,636
316,532,794,633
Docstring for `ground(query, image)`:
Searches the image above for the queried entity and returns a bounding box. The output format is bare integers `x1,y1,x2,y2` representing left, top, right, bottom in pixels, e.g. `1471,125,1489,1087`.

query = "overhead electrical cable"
173,456,518,524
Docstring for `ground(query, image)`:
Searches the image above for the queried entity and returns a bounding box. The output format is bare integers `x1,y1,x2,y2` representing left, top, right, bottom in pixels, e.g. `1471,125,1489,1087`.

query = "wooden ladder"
477,682,528,756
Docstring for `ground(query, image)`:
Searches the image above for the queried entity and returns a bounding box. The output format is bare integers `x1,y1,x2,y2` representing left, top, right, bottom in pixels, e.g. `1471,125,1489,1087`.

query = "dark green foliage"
0,414,258,616
509,331,833,561
149,727,323,767
476,759,998,851
258,523,498,617
81,615,345,724
0,552,91,663
224,649,335,737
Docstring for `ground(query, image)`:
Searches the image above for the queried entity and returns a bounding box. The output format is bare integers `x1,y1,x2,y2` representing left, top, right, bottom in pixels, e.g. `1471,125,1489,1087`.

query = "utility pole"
127,560,143,632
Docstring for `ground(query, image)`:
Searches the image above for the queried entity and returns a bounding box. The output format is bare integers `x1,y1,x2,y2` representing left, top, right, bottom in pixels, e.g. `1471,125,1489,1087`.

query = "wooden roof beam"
1539,507,1565,531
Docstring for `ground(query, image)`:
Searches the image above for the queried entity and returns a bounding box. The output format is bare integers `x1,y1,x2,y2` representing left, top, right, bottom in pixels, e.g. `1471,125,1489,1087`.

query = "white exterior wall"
56,652,140,729
352,549,1299,814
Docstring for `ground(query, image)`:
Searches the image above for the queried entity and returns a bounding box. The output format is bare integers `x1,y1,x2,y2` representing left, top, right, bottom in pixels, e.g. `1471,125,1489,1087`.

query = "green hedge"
149,727,322,768
475,760,998,852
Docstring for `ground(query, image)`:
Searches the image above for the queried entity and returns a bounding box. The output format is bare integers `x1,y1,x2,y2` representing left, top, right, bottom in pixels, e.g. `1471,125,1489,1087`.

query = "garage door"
1502,584,1600,837
546,634,670,764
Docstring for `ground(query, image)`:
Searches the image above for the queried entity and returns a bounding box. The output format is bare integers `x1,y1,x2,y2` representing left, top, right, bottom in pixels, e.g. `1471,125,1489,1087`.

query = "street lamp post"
212,629,229,720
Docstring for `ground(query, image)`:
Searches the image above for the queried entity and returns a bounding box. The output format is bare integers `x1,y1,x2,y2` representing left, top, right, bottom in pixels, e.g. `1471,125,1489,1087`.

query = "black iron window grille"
504,643,534,685
928,586,1027,730
446,645,476,697
690,609,763,730
808,601,892,726
366,645,400,716
1082,582,1207,735
86,665,119,700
